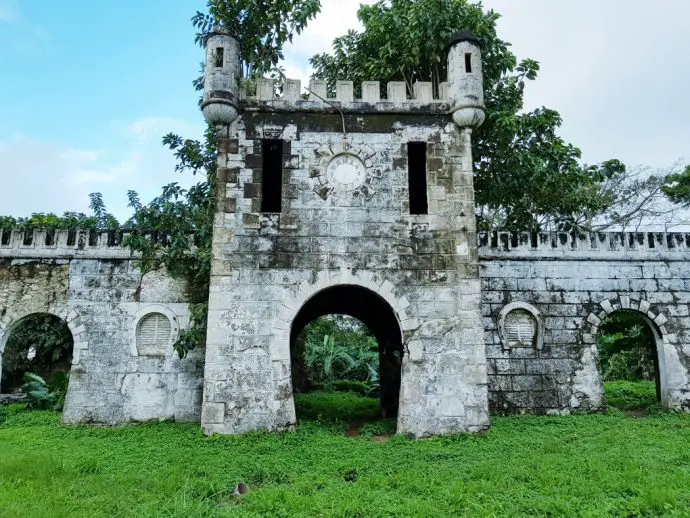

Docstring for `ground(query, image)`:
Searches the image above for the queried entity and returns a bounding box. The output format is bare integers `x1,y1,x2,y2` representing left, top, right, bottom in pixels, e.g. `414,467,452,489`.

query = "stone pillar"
401,31,490,436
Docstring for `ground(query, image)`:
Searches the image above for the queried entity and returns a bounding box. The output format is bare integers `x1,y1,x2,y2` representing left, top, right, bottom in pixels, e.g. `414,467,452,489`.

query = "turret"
446,31,485,128
201,27,241,126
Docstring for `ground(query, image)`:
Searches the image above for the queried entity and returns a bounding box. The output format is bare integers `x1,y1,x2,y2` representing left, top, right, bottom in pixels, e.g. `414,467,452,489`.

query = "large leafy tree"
123,0,321,357
309,0,622,231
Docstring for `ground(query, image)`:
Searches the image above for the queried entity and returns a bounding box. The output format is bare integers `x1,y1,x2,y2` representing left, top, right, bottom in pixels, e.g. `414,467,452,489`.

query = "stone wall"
479,231,690,414
0,230,203,423
203,105,488,438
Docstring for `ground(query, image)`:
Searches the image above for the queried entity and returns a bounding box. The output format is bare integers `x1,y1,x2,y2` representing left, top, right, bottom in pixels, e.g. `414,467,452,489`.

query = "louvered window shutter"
504,310,536,347
136,313,172,356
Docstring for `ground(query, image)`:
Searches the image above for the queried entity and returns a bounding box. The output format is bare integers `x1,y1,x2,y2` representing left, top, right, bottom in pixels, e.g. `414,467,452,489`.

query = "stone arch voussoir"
583,295,673,345
275,270,416,348
0,305,88,364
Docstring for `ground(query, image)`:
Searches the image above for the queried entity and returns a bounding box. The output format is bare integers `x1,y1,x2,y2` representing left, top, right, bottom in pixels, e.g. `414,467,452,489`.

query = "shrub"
597,311,656,382
324,380,374,396
20,372,69,411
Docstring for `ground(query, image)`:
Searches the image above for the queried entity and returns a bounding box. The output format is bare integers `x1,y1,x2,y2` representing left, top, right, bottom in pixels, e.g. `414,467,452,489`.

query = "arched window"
504,309,536,347
498,302,544,350
136,313,172,356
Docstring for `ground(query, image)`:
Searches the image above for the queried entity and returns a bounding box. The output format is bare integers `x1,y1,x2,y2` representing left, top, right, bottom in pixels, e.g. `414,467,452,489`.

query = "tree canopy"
1,0,687,359
309,0,641,232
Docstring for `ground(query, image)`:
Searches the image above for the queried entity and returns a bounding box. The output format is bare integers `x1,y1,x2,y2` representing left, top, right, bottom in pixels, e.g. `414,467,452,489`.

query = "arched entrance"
596,309,665,409
0,313,74,397
289,285,403,419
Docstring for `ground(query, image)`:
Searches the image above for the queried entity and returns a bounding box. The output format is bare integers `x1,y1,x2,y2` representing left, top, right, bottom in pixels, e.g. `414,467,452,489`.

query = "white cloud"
278,0,689,170
281,0,376,88
0,117,205,223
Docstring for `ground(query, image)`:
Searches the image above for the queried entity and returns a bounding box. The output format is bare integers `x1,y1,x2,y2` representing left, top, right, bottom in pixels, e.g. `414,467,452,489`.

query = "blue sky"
1,0,689,223
0,0,209,221
0,0,205,144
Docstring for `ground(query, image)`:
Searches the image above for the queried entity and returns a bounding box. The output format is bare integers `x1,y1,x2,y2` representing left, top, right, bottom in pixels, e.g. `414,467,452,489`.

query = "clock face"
326,153,367,191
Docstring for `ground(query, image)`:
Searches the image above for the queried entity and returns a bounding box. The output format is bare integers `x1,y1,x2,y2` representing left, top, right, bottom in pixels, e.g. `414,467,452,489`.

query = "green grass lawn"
1,386,689,517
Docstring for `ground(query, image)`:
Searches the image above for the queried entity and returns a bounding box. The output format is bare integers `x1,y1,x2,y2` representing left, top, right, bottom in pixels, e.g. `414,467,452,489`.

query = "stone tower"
200,27,489,438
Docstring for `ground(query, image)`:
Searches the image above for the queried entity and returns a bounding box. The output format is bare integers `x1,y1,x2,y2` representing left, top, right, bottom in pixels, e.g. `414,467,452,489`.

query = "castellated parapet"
200,30,489,438
2,29,689,435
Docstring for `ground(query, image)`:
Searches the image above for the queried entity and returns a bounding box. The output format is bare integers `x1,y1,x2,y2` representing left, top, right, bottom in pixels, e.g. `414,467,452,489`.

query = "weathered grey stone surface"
479,231,690,414
201,33,489,438
1,33,689,437
0,231,204,424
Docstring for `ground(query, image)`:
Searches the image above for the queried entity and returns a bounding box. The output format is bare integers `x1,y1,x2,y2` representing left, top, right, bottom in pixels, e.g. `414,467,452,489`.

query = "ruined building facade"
0,31,688,437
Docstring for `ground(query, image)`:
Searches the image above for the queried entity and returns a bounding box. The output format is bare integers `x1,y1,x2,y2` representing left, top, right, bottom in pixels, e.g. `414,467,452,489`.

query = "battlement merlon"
0,229,169,259
239,79,451,113
479,231,690,261
201,30,486,125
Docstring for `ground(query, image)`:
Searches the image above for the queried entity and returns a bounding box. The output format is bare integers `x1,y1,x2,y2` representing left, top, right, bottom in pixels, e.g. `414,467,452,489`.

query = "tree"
191,0,321,81
0,193,119,231
585,161,689,232
309,0,621,232
662,164,690,207
123,0,322,357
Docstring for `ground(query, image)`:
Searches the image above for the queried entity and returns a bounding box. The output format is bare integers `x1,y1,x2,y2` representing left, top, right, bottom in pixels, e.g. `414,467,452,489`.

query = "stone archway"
289,284,404,418
582,295,676,409
274,270,418,430
0,307,87,391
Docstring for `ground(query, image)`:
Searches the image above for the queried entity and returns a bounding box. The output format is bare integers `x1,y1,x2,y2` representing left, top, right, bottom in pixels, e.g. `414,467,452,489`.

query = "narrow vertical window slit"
214,47,224,67
465,53,473,73
408,142,428,215
261,139,283,213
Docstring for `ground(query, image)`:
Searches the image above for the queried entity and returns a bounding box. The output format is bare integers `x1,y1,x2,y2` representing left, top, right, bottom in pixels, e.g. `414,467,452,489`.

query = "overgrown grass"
2,392,690,517
604,380,659,412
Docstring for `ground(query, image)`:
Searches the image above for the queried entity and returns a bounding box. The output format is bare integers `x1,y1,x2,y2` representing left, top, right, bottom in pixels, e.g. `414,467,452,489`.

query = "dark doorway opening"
290,285,403,428
1,313,73,408
597,309,662,413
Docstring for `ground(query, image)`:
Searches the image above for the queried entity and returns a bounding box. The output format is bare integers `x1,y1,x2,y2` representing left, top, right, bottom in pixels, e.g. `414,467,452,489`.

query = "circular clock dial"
326,153,367,191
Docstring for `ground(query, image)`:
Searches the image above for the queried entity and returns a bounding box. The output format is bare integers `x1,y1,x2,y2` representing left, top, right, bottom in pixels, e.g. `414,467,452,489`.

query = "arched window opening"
1,314,73,406
136,312,172,357
290,285,403,435
597,310,661,412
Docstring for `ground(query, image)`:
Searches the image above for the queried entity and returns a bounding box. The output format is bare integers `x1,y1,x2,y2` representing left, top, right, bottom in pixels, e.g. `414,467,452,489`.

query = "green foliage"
303,316,379,387
322,380,375,397
0,193,119,231
1,314,73,393
310,0,624,232
604,381,658,412
19,372,68,411
597,311,656,382
662,164,690,206
121,127,218,358
304,335,356,383
2,401,690,516
192,0,321,79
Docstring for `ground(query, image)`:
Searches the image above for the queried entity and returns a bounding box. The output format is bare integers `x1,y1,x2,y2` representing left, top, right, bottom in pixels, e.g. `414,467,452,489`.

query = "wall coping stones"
479,231,690,260
241,78,451,113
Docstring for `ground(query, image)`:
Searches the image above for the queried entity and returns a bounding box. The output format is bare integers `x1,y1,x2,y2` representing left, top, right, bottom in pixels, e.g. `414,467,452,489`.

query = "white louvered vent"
504,309,536,347
136,313,172,356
